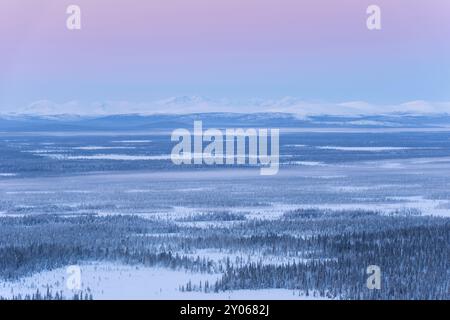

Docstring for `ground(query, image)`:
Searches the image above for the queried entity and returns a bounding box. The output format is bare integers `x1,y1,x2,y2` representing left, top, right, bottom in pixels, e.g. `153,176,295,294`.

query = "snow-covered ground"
181,249,333,267
0,262,324,300
316,146,416,152
0,173,16,177
35,153,172,161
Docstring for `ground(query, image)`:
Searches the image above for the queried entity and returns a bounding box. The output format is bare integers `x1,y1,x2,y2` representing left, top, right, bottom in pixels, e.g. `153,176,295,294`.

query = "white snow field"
0,262,325,300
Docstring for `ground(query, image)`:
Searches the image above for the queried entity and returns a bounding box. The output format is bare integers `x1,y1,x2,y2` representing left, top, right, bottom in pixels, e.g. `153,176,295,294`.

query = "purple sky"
1,0,449,112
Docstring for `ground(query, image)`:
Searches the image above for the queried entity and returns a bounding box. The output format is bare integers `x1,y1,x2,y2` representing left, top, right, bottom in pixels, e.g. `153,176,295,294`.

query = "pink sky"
0,0,449,108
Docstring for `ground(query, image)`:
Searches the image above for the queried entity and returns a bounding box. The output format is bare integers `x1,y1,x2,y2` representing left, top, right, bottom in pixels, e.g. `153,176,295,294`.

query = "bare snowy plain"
0,125,449,300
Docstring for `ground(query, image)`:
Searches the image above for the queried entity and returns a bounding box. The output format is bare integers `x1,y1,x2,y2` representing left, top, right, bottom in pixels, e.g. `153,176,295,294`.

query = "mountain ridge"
3,97,450,117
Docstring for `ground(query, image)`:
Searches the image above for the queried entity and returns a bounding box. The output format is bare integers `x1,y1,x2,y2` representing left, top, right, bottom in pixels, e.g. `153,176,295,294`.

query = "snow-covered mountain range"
1,97,450,131
3,97,450,117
